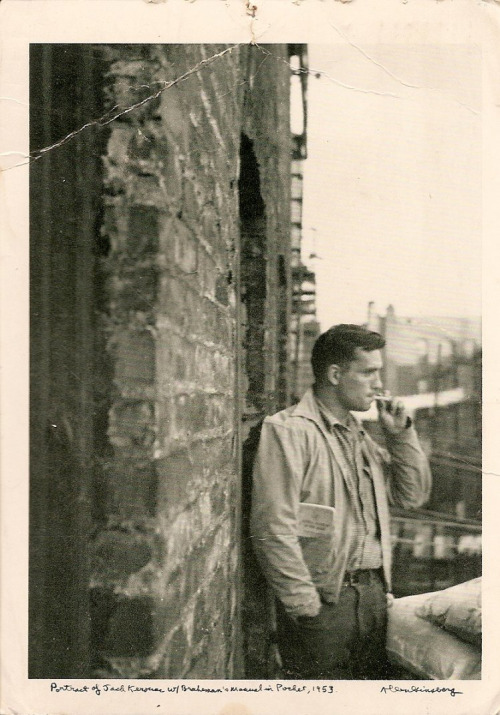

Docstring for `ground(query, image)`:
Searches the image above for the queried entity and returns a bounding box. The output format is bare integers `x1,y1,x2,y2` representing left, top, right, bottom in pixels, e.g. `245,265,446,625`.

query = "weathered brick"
187,622,227,679
112,264,159,316
158,352,192,391
214,305,233,348
91,531,152,581
127,205,159,257
30,35,298,683
158,84,190,149
208,394,233,430
106,124,134,165
196,298,218,343
163,494,213,566
173,223,198,274
195,250,216,300
108,399,155,449
109,59,150,77
201,204,223,253
96,594,156,658
108,77,160,124
215,271,230,305
115,330,155,387
181,177,204,227
208,624,228,677
178,393,208,433
127,175,164,206
192,567,226,645
156,438,232,502
183,528,219,598
212,351,233,391
158,569,187,636
184,650,210,680
93,43,294,681
105,459,158,516
160,275,202,333
210,480,229,519
156,448,196,512
104,171,127,197
201,436,233,472
167,627,189,678
128,130,157,162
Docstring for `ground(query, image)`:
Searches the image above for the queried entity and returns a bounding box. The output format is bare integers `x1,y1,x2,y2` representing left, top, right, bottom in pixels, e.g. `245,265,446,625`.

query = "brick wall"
88,44,292,679
29,42,293,679
238,47,292,678
241,46,292,417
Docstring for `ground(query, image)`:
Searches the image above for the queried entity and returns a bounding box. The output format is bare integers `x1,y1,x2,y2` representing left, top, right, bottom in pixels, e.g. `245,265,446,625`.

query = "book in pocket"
297,503,335,538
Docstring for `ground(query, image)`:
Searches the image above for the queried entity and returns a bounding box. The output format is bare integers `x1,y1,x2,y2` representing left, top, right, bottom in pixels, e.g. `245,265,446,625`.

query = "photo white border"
1,1,500,713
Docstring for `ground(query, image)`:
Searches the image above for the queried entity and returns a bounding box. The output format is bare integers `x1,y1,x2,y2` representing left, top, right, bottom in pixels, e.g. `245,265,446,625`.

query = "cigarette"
374,395,392,402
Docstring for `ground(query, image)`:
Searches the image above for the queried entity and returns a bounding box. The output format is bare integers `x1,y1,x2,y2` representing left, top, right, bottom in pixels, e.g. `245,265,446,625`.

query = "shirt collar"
314,394,365,437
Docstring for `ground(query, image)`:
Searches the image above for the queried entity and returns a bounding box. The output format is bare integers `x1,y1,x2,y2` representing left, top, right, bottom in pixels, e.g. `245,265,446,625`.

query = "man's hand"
376,397,410,435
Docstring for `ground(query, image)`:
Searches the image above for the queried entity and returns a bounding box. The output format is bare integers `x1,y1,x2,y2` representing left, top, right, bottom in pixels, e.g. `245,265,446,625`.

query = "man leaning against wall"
250,324,431,679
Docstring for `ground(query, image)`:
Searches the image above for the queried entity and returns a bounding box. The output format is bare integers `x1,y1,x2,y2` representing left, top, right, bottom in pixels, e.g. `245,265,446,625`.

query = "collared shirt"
250,388,432,616
315,397,383,570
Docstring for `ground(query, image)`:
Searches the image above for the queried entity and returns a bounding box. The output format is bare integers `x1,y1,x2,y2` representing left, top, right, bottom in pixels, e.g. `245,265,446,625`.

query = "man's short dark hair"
311,324,385,383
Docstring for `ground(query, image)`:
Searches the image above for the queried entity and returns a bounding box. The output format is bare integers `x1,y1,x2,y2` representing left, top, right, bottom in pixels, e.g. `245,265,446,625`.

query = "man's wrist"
383,415,412,436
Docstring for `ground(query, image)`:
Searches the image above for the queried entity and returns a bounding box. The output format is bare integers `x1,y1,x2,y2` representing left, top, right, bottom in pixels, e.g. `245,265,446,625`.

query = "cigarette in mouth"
374,395,392,402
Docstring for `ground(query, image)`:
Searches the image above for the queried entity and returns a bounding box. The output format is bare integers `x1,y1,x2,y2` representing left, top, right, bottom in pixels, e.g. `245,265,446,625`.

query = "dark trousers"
275,570,392,680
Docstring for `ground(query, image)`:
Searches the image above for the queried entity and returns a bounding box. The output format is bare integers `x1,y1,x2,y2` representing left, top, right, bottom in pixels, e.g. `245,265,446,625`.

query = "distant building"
365,303,481,516
363,304,481,594
291,263,320,400
366,302,481,398
288,56,320,401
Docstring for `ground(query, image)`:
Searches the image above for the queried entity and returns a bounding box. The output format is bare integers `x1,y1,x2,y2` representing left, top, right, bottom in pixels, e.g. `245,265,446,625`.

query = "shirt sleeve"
381,426,432,509
250,418,322,617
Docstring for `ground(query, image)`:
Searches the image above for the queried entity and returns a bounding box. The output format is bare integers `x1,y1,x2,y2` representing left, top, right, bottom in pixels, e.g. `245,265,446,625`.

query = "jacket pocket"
299,534,335,584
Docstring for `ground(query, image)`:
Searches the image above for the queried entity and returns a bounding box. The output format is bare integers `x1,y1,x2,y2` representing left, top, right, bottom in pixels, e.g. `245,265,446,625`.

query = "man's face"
334,348,383,412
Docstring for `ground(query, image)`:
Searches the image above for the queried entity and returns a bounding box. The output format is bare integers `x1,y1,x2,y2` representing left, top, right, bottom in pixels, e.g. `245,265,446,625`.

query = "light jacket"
250,388,432,617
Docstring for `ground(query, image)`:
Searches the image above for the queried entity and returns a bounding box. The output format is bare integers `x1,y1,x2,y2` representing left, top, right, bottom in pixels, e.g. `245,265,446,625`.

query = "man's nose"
372,373,383,390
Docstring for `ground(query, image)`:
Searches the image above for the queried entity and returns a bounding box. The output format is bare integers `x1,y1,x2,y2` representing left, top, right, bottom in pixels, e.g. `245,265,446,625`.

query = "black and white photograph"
1,2,499,714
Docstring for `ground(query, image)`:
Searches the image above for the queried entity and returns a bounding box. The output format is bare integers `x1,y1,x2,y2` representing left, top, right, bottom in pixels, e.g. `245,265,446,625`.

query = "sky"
300,44,482,332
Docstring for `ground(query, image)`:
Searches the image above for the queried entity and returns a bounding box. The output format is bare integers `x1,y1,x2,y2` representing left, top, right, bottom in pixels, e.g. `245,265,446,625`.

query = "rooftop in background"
367,303,481,366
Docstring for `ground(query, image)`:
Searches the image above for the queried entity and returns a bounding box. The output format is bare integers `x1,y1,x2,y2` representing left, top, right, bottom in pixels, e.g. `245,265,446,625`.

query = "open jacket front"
250,389,432,618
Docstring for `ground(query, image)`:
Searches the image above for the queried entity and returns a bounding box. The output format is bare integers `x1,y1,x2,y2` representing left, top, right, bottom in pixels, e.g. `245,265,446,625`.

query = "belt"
342,568,381,587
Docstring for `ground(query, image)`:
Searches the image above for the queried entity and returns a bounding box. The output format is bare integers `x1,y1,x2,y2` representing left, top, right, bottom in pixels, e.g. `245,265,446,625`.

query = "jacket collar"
293,389,359,503
292,387,324,424
293,388,365,435
292,390,388,545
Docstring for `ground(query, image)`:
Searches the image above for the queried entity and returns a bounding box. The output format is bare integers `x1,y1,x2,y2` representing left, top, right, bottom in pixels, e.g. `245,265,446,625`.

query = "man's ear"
326,364,341,386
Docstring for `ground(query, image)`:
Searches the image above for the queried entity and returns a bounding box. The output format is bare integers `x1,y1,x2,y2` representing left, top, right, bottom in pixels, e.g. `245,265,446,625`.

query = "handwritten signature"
381,684,463,697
